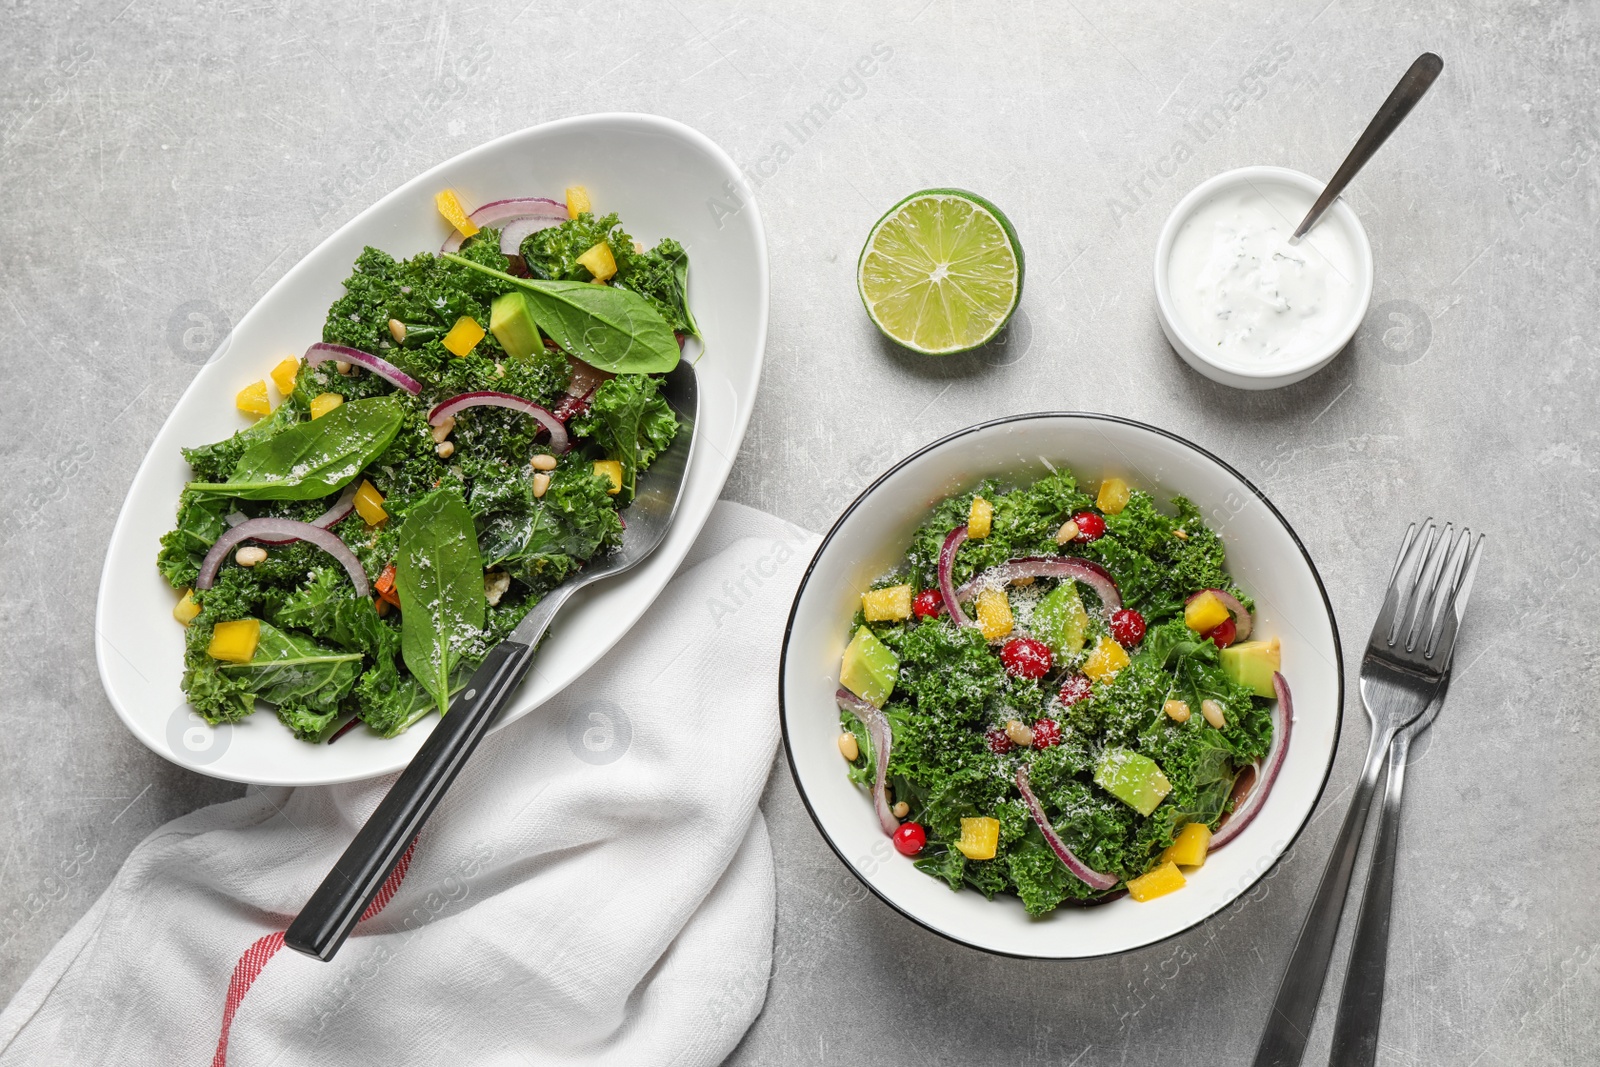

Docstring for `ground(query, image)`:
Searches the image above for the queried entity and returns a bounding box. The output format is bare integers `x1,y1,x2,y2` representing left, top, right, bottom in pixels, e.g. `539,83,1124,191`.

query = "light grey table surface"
2,1,1594,1063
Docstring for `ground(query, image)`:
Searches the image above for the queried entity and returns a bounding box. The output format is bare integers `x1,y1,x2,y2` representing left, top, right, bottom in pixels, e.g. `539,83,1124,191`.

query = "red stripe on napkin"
211,839,418,1067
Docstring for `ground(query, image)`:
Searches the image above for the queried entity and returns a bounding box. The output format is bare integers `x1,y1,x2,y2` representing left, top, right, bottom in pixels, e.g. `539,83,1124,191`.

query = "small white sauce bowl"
1154,166,1374,390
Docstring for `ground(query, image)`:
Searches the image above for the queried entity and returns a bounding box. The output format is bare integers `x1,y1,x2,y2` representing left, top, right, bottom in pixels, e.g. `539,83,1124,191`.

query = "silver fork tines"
1371,520,1479,671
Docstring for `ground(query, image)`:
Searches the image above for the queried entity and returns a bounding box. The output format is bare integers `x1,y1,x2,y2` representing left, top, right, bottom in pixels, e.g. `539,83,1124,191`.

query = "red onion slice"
1016,765,1120,891
304,343,422,396
1185,588,1253,640
956,556,1123,616
440,197,568,254
937,525,973,626
196,518,370,597
1211,671,1293,849
837,688,897,836
245,482,360,545
427,391,569,453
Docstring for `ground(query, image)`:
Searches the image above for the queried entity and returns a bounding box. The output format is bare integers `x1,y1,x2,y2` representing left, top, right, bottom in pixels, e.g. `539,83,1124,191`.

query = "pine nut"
430,416,456,444
483,570,510,607
1163,699,1190,722
495,362,506,378
892,801,910,819
532,471,551,498
334,360,353,376
838,732,859,762
1173,528,1189,541
1201,699,1226,729
1005,719,1034,747
530,453,557,471
388,318,407,343
436,441,455,459
1055,520,1080,545
235,546,267,567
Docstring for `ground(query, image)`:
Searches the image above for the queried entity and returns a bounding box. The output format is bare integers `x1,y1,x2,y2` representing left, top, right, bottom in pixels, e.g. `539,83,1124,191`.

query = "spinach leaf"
571,375,679,502
612,237,699,337
443,254,679,374
187,397,406,500
395,487,486,716
180,399,305,483
217,621,363,708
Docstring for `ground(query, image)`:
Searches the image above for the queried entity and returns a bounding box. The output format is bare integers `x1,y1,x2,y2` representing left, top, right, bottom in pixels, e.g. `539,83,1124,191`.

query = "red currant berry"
1031,718,1062,748
912,589,943,619
1205,617,1237,649
985,727,1015,754
1058,674,1093,707
893,822,927,856
1000,637,1053,679
1072,511,1106,543
1109,608,1147,646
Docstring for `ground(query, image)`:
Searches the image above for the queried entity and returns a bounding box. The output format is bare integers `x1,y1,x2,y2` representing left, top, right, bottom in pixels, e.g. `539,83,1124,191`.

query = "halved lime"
857,189,1024,355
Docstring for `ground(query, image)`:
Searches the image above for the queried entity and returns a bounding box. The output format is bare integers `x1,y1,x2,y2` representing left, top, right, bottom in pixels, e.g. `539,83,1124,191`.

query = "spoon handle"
1293,52,1443,239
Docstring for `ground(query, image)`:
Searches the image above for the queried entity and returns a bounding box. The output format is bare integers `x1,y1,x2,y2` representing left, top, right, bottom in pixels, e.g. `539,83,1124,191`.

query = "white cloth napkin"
0,501,817,1067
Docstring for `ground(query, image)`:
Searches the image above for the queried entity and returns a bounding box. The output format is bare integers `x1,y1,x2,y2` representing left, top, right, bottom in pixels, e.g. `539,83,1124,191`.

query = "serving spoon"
1292,52,1443,239
285,359,699,962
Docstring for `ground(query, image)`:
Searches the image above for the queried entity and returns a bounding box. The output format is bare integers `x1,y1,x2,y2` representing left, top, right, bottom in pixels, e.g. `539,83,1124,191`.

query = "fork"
284,359,699,962
1253,521,1483,1067
1328,530,1481,1065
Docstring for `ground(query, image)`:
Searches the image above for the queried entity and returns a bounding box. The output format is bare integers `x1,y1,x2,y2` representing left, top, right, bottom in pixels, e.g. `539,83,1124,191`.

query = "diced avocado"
1031,581,1090,657
1095,747,1172,816
1220,637,1281,698
840,626,899,708
489,290,542,361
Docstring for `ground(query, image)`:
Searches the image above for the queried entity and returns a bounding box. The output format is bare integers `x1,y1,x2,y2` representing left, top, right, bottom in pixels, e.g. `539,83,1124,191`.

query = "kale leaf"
571,374,679,502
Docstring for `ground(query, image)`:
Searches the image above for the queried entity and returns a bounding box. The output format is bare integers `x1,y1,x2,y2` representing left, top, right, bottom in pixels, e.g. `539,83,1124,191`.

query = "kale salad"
160,188,696,744
834,470,1291,915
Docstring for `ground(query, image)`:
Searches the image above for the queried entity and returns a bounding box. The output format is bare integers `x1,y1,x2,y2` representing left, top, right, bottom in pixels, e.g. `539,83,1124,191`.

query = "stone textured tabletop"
2,1,1594,1063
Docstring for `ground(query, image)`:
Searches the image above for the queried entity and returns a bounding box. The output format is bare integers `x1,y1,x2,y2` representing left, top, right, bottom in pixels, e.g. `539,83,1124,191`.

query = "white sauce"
1167,182,1358,364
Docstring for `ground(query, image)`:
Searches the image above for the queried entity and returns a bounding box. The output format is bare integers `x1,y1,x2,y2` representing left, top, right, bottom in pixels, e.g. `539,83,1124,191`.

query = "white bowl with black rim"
779,413,1343,958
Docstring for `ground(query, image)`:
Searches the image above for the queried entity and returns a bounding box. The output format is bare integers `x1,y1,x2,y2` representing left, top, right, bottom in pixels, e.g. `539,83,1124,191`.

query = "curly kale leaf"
571,374,679,502
157,495,229,589
905,471,1093,589
466,455,621,593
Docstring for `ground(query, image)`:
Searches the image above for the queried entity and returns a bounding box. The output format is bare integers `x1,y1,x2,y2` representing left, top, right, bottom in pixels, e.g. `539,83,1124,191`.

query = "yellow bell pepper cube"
207,618,261,664
593,459,623,495
353,479,388,525
576,241,618,283
1081,634,1130,683
1162,822,1213,868
1096,477,1131,515
309,392,345,419
236,380,270,417
442,316,486,357
565,185,591,218
435,189,478,237
173,589,201,626
861,584,913,622
1185,590,1232,634
975,587,1013,640
270,357,300,396
1127,860,1187,902
955,817,1000,861
967,496,994,539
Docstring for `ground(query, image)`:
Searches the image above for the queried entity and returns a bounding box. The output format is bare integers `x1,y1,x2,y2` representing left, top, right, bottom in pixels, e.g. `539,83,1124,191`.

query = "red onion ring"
427,391,569,453
497,214,565,256
956,556,1123,616
304,343,422,396
241,482,360,545
837,688,897,836
1184,588,1253,640
937,525,973,626
1015,765,1120,891
1211,671,1293,849
440,197,568,254
196,518,371,597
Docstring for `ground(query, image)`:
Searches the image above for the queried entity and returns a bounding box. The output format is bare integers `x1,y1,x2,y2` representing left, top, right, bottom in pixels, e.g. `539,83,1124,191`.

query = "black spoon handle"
284,638,536,961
